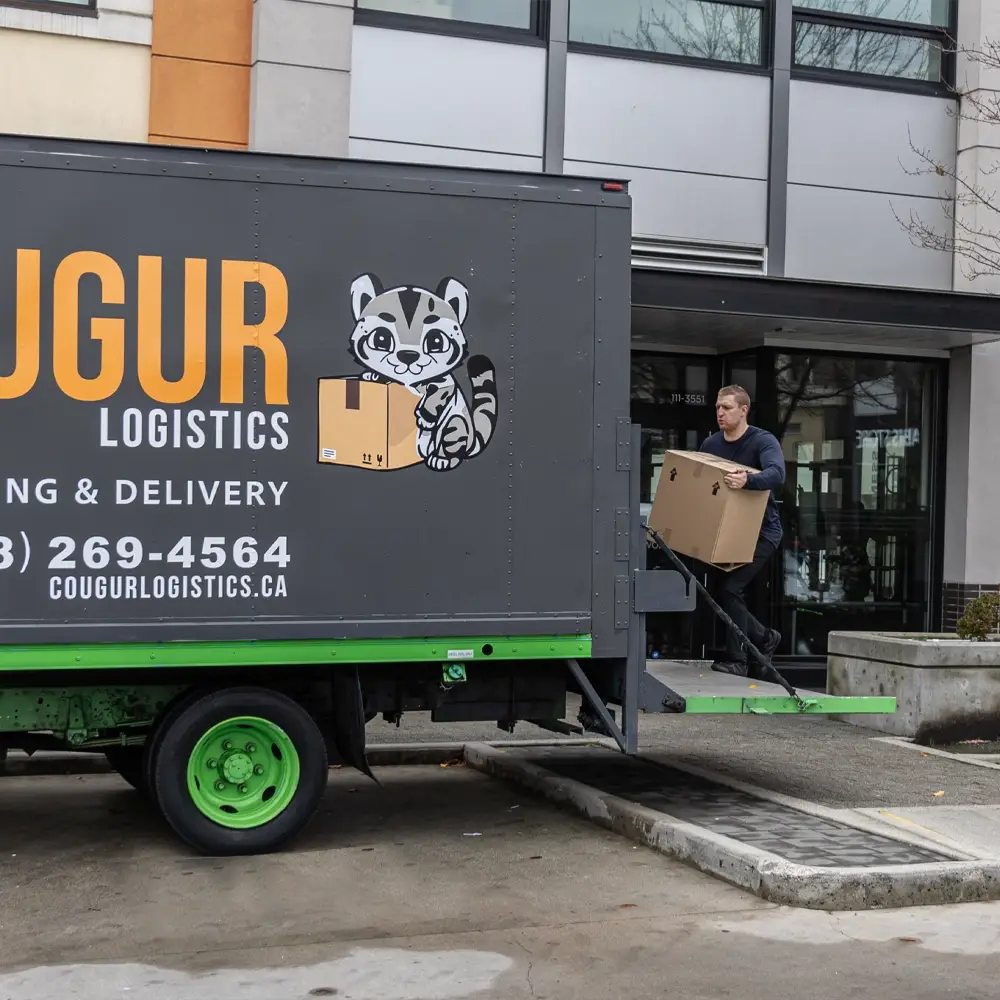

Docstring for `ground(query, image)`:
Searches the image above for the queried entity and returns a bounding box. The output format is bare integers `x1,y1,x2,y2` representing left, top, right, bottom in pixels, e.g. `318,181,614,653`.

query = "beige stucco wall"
0,27,150,142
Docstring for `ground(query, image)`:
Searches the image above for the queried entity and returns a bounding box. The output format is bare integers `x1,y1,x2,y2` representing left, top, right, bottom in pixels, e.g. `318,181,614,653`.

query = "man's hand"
724,469,748,490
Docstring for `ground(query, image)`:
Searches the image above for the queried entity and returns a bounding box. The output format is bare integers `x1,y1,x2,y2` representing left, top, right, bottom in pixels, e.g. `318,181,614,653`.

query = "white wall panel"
789,80,957,198
786,184,953,289
350,25,545,158
351,137,541,171
565,52,771,179
566,159,767,244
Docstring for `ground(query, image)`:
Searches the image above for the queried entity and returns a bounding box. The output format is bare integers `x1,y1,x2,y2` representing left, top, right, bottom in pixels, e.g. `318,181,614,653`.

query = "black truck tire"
142,687,207,817
152,687,328,855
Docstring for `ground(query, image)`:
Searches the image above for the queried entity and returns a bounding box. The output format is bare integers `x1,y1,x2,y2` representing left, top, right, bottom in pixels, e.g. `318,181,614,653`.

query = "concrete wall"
941,340,1000,605
349,25,546,170
563,53,769,245
953,0,1000,296
785,81,957,290
251,0,353,156
0,1,151,143
939,0,1000,621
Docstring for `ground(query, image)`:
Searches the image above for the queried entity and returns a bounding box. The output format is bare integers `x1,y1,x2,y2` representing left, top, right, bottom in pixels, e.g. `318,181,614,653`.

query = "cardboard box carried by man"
647,449,769,570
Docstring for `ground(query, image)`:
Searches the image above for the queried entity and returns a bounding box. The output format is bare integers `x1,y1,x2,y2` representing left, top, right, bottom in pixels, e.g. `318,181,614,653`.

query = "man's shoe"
711,660,748,677
747,630,781,680
760,629,781,659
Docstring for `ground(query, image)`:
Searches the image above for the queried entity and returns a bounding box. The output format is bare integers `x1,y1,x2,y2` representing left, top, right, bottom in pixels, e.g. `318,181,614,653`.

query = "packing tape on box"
345,379,360,410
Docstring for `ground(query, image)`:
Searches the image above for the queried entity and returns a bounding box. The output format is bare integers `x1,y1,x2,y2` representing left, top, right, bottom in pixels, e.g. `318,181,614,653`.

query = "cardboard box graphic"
317,377,421,471
647,449,769,569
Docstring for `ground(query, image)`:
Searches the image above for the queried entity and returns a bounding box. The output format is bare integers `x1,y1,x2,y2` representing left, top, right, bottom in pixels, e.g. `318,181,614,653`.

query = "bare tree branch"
897,37,1000,282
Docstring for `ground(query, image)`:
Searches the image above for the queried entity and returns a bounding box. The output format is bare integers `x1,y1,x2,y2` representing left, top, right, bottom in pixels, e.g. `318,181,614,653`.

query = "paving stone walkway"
515,746,949,867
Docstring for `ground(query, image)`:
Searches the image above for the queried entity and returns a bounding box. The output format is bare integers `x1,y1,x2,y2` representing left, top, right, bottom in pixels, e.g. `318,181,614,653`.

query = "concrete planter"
827,631,1000,743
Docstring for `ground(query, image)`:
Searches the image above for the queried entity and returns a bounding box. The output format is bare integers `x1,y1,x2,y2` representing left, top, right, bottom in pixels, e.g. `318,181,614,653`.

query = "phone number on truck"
0,534,290,573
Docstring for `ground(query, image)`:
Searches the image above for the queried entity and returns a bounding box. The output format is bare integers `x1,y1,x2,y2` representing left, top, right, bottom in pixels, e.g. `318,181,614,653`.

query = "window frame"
566,0,772,76
791,4,957,95
0,0,96,13
353,0,547,46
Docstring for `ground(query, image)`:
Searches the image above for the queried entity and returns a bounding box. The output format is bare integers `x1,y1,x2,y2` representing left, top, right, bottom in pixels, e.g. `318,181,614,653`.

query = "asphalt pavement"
4,761,1000,1000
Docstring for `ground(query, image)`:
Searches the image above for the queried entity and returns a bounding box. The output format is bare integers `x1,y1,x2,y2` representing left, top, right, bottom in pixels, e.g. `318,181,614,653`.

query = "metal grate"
631,235,767,277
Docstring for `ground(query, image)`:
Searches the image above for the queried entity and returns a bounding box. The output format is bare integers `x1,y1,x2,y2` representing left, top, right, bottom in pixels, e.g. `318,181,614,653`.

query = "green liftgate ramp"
641,661,895,716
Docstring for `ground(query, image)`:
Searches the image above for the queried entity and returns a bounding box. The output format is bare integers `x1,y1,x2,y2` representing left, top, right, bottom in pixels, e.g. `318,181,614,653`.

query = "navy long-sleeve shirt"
699,426,786,548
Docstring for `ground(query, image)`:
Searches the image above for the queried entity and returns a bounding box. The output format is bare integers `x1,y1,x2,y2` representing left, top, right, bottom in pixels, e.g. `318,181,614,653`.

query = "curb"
463,742,1000,911
363,739,608,768
873,736,1000,772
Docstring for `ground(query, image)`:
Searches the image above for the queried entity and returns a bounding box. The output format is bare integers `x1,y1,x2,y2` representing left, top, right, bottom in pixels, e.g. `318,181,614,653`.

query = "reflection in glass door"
631,352,720,659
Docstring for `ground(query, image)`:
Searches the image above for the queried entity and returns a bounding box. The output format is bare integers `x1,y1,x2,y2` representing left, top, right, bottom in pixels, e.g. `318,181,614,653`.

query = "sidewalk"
631,711,1000,861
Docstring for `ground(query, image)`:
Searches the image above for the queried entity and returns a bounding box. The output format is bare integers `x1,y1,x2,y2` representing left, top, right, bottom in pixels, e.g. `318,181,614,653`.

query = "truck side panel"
0,140,631,645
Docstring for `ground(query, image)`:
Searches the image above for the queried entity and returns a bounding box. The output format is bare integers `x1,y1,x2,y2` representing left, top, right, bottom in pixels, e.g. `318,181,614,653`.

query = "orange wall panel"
152,0,252,65
148,0,252,150
148,135,248,150
150,56,249,145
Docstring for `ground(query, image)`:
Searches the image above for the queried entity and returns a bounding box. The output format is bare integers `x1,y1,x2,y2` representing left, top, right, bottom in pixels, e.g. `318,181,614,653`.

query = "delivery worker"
699,385,786,677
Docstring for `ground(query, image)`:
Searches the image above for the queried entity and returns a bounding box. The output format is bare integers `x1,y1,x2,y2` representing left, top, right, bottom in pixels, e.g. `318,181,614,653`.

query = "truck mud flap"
332,668,377,783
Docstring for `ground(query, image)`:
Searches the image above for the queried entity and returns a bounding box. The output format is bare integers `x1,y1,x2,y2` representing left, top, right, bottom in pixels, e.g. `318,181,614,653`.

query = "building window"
355,0,537,35
569,0,767,69
792,0,956,89
794,0,952,26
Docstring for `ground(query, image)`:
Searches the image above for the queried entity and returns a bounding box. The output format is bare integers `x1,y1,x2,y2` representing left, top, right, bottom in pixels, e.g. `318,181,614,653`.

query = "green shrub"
957,591,1000,641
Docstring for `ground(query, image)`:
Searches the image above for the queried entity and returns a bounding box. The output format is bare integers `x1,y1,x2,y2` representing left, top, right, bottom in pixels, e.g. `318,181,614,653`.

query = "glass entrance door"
629,346,943,663
769,352,941,656
631,352,721,659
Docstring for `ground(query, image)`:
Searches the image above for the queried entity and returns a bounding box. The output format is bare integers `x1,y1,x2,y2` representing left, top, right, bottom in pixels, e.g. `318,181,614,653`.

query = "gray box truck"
0,135,892,855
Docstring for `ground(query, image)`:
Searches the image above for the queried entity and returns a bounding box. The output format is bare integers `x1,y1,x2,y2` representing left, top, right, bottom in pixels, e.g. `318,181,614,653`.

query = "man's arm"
746,434,785,491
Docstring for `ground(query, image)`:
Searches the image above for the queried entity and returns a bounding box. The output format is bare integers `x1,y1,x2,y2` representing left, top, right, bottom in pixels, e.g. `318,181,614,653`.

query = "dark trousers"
712,537,776,663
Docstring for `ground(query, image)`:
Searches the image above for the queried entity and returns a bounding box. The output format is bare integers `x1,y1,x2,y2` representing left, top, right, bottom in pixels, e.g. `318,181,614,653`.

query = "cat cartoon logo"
712,481,721,496
317,274,498,472
668,468,677,482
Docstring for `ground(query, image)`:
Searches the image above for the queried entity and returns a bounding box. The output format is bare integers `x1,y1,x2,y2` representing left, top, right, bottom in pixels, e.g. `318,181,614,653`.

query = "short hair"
717,385,751,410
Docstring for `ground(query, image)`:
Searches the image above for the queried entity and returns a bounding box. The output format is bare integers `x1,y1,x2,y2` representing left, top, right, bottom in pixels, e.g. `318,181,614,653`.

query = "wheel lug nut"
245,743,257,753
215,780,227,792
206,758,218,769
222,740,233,751
238,783,249,794
253,764,265,776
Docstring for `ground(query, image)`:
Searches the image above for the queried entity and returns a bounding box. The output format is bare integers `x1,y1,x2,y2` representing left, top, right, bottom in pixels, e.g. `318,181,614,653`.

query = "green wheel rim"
186,716,300,829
